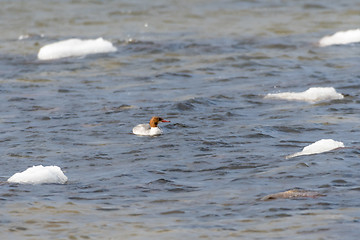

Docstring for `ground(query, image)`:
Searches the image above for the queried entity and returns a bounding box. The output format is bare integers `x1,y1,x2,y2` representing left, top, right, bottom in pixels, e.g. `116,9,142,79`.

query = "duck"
132,116,170,136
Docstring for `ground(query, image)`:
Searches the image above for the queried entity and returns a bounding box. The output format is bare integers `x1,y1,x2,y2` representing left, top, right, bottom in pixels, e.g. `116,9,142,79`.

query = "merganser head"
149,116,170,127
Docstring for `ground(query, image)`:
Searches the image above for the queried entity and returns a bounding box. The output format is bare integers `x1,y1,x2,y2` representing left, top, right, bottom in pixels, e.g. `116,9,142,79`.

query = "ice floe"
319,29,360,47
7,165,68,184
286,139,344,159
38,37,117,60
264,87,344,103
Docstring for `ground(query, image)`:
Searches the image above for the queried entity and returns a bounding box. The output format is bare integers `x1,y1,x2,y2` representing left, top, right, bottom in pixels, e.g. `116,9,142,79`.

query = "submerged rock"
261,189,325,200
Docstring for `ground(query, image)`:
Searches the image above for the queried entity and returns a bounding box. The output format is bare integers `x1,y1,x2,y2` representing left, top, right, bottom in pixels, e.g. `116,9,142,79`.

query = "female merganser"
132,116,170,136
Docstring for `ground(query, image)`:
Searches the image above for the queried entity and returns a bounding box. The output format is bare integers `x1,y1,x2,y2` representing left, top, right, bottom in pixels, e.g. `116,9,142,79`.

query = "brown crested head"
149,116,170,127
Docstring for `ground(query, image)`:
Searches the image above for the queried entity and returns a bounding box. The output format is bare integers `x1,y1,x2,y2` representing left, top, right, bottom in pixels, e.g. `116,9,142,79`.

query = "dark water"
1,0,360,239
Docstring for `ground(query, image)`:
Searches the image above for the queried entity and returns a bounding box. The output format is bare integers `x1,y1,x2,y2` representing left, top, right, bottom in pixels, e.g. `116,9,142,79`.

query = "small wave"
286,139,344,159
38,38,117,60
142,178,197,193
319,29,360,47
264,87,344,103
175,102,195,111
173,97,215,111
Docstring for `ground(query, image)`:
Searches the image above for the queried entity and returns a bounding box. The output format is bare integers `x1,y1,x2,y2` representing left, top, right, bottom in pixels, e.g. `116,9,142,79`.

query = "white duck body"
132,116,170,136
132,124,163,136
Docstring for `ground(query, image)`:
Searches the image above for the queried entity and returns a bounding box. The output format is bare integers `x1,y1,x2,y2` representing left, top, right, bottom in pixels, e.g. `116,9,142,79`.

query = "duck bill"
161,120,171,122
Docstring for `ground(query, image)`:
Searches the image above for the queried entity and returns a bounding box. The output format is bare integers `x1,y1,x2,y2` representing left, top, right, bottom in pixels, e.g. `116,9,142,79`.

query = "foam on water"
319,29,360,47
286,139,344,159
264,87,344,103
37,38,117,60
7,165,68,184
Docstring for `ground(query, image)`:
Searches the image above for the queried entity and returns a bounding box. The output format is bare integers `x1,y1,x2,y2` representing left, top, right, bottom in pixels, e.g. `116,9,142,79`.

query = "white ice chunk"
319,29,360,47
38,37,117,60
286,139,344,159
7,165,68,184
264,87,344,103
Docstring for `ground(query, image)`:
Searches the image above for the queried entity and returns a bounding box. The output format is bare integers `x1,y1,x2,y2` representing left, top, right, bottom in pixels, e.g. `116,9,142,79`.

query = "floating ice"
264,87,344,103
286,139,344,159
38,37,117,60
7,165,68,184
319,29,360,47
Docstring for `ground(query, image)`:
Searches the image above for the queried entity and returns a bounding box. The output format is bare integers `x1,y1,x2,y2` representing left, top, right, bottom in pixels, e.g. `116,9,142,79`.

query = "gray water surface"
1,0,360,239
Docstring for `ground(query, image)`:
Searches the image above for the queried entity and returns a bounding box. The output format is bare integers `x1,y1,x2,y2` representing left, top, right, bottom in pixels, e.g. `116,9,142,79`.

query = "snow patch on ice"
7,165,68,184
286,139,344,159
319,29,360,47
264,87,344,103
38,37,117,60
